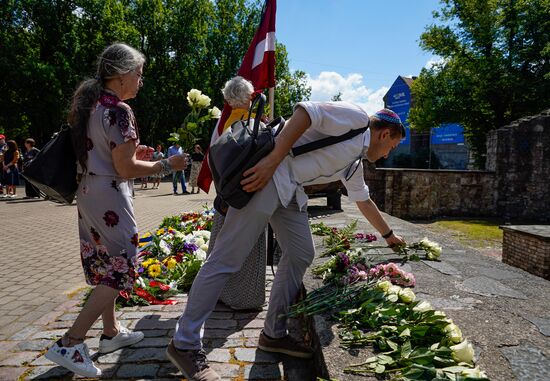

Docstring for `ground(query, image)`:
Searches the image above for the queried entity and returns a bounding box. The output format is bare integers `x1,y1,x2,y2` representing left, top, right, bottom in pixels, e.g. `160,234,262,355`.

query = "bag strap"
291,124,369,157
247,93,266,138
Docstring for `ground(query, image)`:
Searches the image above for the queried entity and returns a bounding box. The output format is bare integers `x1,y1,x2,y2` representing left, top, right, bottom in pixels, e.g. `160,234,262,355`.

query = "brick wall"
501,227,550,280
364,166,497,220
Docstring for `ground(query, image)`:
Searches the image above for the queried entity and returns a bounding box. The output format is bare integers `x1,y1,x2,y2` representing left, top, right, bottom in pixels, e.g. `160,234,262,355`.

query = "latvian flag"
197,0,276,193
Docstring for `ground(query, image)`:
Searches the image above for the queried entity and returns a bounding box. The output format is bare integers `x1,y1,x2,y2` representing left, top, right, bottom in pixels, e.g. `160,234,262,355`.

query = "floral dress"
76,91,140,291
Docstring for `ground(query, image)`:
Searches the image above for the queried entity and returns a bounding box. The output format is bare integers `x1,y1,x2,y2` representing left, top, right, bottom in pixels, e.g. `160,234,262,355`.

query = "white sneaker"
98,325,144,353
45,341,101,377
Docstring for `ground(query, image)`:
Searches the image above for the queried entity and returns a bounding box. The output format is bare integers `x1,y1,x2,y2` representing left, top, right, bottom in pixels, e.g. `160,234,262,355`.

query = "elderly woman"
45,43,187,377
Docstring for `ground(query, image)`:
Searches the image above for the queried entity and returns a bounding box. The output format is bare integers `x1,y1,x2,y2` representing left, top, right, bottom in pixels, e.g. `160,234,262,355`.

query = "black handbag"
21,124,78,204
209,93,283,209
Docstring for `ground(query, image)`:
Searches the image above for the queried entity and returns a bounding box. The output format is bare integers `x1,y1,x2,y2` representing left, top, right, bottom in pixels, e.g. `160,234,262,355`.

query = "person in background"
2,140,20,198
151,144,165,189
23,138,41,198
44,42,187,377
136,145,154,189
189,144,204,194
168,142,189,195
0,134,6,196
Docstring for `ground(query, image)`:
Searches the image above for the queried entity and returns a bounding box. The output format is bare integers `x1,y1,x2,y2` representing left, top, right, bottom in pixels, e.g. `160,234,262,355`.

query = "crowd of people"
0,134,41,199
0,132,204,200
11,42,407,381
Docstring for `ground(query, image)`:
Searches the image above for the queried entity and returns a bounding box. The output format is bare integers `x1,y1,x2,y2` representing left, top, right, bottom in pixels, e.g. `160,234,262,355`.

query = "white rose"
187,89,202,105
197,94,211,108
413,300,433,312
460,367,487,378
376,280,392,293
444,323,463,344
450,339,475,364
194,248,207,261
194,237,205,247
159,239,171,255
209,106,221,119
398,288,416,303
200,244,209,252
388,285,402,295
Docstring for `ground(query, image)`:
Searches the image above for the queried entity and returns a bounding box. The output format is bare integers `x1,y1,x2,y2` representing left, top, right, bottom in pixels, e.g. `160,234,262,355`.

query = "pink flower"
384,263,399,275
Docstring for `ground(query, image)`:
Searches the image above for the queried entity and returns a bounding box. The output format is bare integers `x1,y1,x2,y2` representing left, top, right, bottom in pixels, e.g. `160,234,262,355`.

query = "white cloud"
306,71,388,115
424,56,447,69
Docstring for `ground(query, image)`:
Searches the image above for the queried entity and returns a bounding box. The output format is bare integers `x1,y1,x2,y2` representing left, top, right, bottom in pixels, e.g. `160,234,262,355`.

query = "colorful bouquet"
119,208,214,306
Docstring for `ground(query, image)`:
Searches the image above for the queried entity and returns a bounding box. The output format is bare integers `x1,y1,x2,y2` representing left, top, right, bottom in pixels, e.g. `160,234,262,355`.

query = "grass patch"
428,219,503,248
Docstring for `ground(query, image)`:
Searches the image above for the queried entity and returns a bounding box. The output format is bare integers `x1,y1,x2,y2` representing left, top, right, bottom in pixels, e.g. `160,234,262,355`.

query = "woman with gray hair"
221,75,254,109
45,43,187,377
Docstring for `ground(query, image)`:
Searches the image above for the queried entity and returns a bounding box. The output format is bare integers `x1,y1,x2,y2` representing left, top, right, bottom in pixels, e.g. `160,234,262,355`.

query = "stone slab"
415,293,481,310
460,276,527,299
476,266,523,280
500,343,550,380
422,260,462,275
522,316,550,337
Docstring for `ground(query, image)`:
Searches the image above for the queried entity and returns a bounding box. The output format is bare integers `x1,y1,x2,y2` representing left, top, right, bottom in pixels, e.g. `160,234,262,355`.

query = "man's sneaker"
45,340,101,377
166,340,221,381
98,325,144,354
258,331,314,359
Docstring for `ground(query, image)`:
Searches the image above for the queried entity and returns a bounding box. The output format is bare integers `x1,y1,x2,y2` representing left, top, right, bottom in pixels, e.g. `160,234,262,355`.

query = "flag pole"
268,87,275,120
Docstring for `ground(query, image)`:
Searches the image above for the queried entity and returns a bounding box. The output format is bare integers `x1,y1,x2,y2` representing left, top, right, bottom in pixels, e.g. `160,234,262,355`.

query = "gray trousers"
174,180,315,349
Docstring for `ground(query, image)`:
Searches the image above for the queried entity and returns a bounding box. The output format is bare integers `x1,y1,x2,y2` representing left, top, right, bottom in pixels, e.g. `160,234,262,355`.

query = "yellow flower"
141,258,154,268
148,264,162,278
165,258,177,270
156,228,166,236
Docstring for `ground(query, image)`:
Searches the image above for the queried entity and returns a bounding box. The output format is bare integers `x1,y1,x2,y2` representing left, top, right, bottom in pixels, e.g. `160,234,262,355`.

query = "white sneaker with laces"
45,341,101,377
98,325,144,353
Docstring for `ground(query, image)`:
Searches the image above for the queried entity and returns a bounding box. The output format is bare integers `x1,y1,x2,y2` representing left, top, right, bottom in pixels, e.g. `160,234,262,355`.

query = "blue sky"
276,0,443,113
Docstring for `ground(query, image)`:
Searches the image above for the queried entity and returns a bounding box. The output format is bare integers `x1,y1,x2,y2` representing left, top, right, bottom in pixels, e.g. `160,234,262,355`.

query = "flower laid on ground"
407,237,443,260
290,222,486,380
118,208,214,306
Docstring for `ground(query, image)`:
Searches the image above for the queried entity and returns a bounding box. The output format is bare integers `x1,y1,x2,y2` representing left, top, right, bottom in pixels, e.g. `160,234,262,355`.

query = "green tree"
409,0,550,167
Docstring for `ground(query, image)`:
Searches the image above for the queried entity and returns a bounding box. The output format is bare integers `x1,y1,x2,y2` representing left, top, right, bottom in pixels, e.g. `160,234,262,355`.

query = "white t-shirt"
273,101,371,210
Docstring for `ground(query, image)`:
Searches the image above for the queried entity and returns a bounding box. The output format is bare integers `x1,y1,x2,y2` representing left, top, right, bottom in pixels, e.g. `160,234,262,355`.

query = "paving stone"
24,365,72,380
17,339,54,352
116,363,160,378
522,316,550,337
0,351,40,366
205,318,237,329
244,363,284,380
209,362,241,378
203,329,243,339
0,366,28,381
205,338,246,349
209,311,234,319
500,343,550,381
416,293,482,310
238,319,265,329
476,266,523,280
141,329,168,338
122,347,169,363
132,336,170,348
235,348,279,363
206,348,231,362
243,329,262,339
9,325,41,341
57,313,80,321
460,276,528,299
30,329,67,340
422,260,462,275
119,311,156,319
133,319,176,330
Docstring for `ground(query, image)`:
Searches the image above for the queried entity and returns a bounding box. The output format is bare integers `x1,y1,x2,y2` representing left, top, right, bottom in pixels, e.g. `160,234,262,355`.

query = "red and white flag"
198,0,276,193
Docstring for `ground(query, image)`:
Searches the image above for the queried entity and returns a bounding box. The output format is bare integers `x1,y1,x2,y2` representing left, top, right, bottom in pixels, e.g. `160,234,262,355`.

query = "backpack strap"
291,125,369,157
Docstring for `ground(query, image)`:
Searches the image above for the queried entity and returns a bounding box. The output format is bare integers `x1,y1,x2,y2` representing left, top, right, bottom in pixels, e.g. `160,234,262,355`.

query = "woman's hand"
168,154,187,171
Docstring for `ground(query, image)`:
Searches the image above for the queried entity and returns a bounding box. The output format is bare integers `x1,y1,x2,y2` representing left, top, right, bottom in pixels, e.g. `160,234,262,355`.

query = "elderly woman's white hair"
221,76,254,108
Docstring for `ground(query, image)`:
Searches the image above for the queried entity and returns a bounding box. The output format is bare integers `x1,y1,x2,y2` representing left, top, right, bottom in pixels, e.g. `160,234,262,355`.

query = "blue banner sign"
431,123,465,145
386,79,411,145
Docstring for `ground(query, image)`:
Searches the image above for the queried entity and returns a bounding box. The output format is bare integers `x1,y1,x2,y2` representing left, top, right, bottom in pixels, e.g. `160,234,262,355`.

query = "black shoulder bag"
21,124,78,204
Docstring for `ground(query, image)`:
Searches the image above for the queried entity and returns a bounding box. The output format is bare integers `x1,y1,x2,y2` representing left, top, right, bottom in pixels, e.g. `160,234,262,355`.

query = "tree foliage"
409,0,550,167
0,0,311,149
